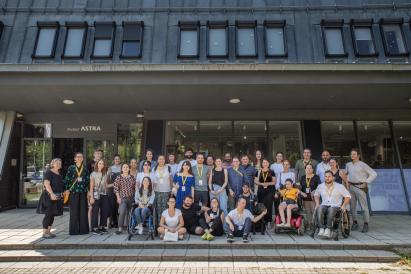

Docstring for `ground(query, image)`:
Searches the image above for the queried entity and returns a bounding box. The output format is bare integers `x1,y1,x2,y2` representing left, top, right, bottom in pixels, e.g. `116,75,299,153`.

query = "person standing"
167,153,179,178
129,158,138,178
107,154,122,228
87,149,103,177
300,164,321,231
206,155,215,169
173,160,195,209
37,158,64,239
253,150,263,172
208,157,228,216
89,159,110,234
239,155,256,193
139,149,157,172
276,160,295,190
294,148,319,184
222,152,232,169
136,160,153,190
270,152,284,178
153,155,173,224
227,157,247,211
64,152,90,235
177,148,197,171
193,153,210,207
345,148,377,233
254,159,276,226
113,163,136,234
316,150,331,184
329,158,347,185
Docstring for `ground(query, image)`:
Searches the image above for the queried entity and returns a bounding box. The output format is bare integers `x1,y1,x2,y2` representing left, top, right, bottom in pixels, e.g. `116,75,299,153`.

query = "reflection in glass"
198,121,232,157
393,121,411,205
85,140,115,167
233,121,267,158
117,123,143,163
165,121,198,162
268,121,302,166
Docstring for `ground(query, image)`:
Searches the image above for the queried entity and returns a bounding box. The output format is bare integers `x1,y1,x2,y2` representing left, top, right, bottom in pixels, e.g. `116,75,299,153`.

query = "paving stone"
255,248,281,260
208,248,232,261
277,249,304,261
185,248,209,260
299,249,329,261
162,248,186,260
138,248,163,260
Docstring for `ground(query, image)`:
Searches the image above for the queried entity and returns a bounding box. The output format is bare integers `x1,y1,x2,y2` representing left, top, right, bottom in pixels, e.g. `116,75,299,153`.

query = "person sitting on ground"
314,170,351,239
199,198,225,241
134,176,155,235
226,197,267,243
238,183,256,213
157,195,187,240
181,195,209,236
275,179,306,228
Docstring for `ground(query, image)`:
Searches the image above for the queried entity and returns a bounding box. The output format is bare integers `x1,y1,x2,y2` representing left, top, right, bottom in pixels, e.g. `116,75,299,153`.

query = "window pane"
117,123,143,163
165,121,198,161
357,121,408,212
237,28,256,56
93,39,112,57
180,30,198,56
35,28,57,56
266,27,285,56
321,121,356,166
324,28,345,55
354,27,375,55
233,121,267,157
64,28,85,57
382,24,407,55
208,28,227,56
122,41,141,57
393,121,411,206
198,121,232,156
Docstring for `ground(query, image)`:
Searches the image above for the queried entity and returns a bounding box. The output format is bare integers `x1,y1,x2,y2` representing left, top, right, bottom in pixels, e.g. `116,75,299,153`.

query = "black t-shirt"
207,209,222,221
44,169,64,193
300,174,321,201
181,204,202,228
332,169,343,184
239,193,256,212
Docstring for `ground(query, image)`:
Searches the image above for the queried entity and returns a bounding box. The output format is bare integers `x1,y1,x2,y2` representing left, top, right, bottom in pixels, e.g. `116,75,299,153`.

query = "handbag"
63,178,79,205
163,230,179,242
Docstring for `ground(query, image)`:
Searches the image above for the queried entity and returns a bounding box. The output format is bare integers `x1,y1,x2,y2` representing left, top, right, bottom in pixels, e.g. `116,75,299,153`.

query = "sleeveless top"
211,168,225,187
332,169,343,184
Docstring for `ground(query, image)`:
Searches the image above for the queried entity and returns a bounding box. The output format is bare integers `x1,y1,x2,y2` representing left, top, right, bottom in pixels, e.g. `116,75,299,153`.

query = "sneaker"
324,228,331,238
99,228,108,234
362,223,369,233
138,226,143,235
201,232,208,240
48,233,57,238
318,228,325,237
351,222,359,231
42,233,53,239
115,230,122,235
277,222,285,228
242,234,249,243
91,228,102,235
227,233,234,243
206,233,215,241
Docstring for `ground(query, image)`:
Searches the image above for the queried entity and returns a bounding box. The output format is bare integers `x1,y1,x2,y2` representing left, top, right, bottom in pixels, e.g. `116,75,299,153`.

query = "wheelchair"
127,204,156,241
310,205,351,241
274,194,305,236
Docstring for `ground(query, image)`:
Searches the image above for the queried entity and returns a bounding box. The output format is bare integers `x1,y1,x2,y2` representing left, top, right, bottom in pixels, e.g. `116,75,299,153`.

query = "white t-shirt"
316,161,331,183
162,209,182,229
314,182,351,207
227,209,254,227
270,162,284,178
276,171,295,189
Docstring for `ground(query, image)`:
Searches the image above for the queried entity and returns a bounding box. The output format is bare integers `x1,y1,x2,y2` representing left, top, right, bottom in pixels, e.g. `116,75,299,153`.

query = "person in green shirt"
294,148,318,184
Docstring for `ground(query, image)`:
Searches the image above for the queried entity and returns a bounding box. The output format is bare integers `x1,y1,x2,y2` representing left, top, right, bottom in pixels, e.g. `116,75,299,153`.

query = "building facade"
0,0,410,214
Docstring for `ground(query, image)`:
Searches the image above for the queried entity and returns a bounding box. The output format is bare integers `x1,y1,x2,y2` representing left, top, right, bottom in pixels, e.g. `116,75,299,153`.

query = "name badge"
181,186,186,192
199,180,203,186
78,177,83,182
305,188,310,194
159,178,164,184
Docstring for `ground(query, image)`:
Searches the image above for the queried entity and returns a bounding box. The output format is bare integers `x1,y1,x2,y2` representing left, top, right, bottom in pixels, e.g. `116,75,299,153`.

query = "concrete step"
0,248,401,263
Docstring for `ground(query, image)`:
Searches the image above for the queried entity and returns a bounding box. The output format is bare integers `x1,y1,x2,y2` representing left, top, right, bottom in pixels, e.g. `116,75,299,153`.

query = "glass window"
321,121,356,166
268,121,302,166
179,29,198,57
265,27,285,56
121,22,143,58
393,121,411,206
64,27,86,57
165,121,199,161
352,26,376,56
357,121,408,212
381,24,408,56
117,123,143,163
208,28,227,57
85,140,115,166
34,27,58,57
237,26,256,57
198,121,233,156
233,121,267,157
93,40,112,57
92,23,115,58
324,28,345,56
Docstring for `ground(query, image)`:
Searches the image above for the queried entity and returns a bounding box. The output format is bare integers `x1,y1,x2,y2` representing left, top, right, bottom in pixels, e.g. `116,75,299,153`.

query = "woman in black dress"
254,158,276,225
36,158,64,239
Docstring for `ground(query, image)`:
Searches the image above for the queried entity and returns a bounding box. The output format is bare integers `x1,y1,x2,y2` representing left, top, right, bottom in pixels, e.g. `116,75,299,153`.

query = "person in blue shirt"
227,157,248,211
173,160,195,209
239,155,256,193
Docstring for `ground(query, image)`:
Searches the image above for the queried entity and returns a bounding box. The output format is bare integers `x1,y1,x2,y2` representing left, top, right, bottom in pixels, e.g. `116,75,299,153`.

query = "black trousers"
199,216,224,236
108,191,118,227
195,190,209,207
257,187,275,223
91,195,111,229
42,214,55,229
69,192,89,235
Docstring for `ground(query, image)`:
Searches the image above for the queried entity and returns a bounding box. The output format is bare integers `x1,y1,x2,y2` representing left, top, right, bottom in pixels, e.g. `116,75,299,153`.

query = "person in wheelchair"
275,179,306,228
314,170,351,239
133,176,155,235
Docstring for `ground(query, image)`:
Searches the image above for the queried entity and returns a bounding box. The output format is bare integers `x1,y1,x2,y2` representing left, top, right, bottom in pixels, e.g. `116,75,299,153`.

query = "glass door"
22,139,52,206
85,139,116,167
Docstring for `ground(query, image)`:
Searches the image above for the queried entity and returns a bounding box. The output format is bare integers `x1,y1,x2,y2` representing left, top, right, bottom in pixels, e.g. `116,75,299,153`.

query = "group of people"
36,146,377,242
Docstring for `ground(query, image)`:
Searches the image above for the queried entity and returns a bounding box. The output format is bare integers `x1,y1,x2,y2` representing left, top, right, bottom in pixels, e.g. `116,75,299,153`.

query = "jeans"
229,217,252,237
317,205,339,229
210,184,228,216
134,207,151,225
349,185,370,223
118,197,133,228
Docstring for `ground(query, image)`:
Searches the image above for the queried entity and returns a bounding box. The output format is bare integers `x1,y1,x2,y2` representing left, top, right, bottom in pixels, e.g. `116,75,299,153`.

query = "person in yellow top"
275,178,306,227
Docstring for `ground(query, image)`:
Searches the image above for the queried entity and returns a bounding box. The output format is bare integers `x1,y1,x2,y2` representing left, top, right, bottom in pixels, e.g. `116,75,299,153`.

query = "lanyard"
197,166,203,177
182,175,188,186
325,183,335,201
233,168,243,177
158,166,164,179
262,170,269,182
76,165,84,178
306,176,312,189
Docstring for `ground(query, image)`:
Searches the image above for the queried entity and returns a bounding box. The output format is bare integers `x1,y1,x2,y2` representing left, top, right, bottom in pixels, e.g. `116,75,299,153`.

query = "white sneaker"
324,228,331,238
138,225,143,235
318,228,325,237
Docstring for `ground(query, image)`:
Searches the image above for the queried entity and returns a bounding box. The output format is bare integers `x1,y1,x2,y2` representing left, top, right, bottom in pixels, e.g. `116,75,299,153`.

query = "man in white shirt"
177,148,197,172
345,148,377,233
316,150,331,183
314,170,351,239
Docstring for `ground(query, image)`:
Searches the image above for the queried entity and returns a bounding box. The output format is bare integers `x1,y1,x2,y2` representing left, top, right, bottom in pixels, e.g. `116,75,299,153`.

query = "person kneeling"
199,198,225,241
275,179,305,228
157,195,187,240
181,195,209,236
226,197,267,243
314,170,351,239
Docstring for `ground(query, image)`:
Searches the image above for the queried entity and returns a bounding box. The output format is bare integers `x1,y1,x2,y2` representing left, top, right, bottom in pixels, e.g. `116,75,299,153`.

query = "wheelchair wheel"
297,225,305,236
340,210,351,238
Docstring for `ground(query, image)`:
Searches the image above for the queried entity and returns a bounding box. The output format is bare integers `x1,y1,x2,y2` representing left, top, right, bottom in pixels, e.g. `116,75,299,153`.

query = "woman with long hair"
153,155,173,224
173,160,195,209
157,195,187,240
254,158,276,225
208,157,228,216
134,176,155,235
254,150,263,171
199,197,225,240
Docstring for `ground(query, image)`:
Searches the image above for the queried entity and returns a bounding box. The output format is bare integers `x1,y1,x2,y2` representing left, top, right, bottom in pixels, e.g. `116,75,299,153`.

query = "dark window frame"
0,22,4,40
264,20,287,58
350,19,379,57
321,19,348,58
62,21,88,59
379,18,409,57
178,21,200,59
206,21,229,58
32,21,60,59
120,21,144,59
91,21,116,59
235,20,258,58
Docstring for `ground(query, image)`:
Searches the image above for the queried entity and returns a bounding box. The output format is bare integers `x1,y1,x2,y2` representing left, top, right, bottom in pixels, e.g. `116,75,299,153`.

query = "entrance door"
53,138,83,178
84,139,115,168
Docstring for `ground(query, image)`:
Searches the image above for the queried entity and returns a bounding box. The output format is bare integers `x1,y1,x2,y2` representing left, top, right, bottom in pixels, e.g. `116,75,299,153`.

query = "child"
275,179,306,228
239,183,256,213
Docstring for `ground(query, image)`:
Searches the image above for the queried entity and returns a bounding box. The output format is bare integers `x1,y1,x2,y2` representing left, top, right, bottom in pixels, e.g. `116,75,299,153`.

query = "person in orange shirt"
275,179,306,227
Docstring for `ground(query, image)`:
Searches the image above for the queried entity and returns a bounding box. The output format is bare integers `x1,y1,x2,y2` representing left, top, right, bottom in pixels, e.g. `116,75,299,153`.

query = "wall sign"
52,122,116,138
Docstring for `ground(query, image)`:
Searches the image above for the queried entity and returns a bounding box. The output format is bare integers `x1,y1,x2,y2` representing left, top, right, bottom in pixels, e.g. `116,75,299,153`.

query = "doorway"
53,138,83,178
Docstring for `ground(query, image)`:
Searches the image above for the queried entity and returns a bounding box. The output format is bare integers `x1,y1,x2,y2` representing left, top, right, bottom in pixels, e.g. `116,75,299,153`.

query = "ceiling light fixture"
229,98,241,104
62,99,75,105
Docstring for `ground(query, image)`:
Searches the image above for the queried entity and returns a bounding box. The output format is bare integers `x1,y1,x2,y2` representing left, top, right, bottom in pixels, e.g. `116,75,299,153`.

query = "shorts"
281,200,296,206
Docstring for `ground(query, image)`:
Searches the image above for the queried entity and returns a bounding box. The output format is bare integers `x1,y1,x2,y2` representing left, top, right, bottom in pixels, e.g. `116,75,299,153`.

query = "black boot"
362,223,369,233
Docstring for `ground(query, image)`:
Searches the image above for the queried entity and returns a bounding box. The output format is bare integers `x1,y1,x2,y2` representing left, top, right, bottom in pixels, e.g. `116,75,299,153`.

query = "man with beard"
295,148,319,183
177,148,197,171
239,155,256,193
181,195,209,235
316,150,331,184
222,153,232,169
314,170,351,239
